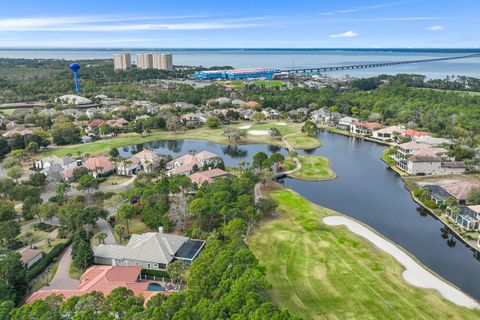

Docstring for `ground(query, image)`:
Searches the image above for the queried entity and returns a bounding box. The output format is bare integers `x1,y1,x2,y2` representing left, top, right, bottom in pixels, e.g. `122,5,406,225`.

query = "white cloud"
329,30,359,38
426,25,444,31
0,15,263,32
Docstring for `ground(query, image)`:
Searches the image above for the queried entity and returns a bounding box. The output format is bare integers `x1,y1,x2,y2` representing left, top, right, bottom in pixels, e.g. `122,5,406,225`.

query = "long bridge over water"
281,53,480,74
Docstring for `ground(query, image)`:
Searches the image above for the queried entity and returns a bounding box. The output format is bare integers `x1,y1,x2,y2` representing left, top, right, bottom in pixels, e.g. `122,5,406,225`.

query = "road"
40,177,135,201
96,206,119,245
42,245,80,290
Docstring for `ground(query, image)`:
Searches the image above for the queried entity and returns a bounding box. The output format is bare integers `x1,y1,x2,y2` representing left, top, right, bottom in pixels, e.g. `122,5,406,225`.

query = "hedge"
27,239,71,281
141,269,170,279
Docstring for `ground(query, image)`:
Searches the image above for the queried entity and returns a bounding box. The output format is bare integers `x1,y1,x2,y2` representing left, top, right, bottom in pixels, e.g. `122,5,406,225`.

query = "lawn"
99,175,131,187
253,80,284,87
0,108,16,115
285,155,336,181
284,133,321,150
248,188,480,319
40,122,321,158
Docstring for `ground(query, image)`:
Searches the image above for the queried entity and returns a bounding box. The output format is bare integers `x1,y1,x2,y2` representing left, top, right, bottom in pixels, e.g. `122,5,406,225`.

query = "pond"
118,133,480,299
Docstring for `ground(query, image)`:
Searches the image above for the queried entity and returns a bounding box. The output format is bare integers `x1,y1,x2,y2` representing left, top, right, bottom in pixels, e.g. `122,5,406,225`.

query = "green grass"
284,133,321,150
285,155,336,181
69,263,83,280
0,108,16,115
40,121,321,158
248,188,480,320
253,80,284,87
381,149,408,176
30,259,60,292
416,87,480,96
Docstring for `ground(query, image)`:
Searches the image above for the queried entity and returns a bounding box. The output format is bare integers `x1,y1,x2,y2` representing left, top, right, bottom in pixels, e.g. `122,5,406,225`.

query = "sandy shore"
248,130,270,136
323,215,480,309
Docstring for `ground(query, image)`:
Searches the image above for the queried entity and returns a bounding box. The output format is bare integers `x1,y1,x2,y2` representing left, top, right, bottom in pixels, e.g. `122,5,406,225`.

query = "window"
147,263,151,269
135,262,139,266
154,264,158,268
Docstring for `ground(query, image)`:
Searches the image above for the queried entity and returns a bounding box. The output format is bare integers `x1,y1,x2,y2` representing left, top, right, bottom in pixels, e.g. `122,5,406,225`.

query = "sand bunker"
248,130,270,136
275,122,287,126
238,125,252,129
323,215,479,309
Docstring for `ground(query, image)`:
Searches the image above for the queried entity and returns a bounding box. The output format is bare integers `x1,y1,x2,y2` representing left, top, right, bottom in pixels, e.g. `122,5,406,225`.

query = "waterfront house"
446,205,480,231
117,157,141,176
93,228,205,270
166,151,219,176
18,248,43,269
337,116,359,131
26,266,170,305
441,181,480,204
397,141,430,156
188,168,231,186
350,121,382,135
131,149,163,173
397,155,466,176
373,125,404,141
425,184,451,205
324,111,342,124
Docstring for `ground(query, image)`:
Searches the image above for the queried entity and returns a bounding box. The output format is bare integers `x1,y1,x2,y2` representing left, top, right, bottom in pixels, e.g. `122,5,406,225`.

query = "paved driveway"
43,245,80,290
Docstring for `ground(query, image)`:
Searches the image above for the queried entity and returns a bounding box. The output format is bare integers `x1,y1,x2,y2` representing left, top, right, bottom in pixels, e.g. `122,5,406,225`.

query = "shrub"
33,222,56,232
141,269,170,279
27,240,71,281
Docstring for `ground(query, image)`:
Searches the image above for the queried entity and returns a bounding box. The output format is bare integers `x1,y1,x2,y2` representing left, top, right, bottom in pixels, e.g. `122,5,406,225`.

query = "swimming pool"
147,283,165,291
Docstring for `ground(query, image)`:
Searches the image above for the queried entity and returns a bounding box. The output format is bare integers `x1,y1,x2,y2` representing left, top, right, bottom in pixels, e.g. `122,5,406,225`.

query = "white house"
93,228,205,270
373,125,404,141
397,155,466,176
337,116,359,131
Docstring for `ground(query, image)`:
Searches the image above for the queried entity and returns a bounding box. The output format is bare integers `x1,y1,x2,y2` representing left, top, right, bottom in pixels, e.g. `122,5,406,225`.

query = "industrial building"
194,68,279,80
113,53,132,70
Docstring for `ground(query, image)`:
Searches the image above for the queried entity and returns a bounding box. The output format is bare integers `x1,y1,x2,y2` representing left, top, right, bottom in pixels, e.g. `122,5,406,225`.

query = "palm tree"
95,232,108,245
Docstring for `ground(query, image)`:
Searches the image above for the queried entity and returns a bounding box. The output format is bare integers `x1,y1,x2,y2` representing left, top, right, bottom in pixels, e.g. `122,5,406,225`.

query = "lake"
117,132,480,299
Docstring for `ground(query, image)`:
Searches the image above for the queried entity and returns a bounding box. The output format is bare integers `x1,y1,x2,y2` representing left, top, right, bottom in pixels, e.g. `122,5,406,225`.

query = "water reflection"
222,145,248,158
116,134,480,299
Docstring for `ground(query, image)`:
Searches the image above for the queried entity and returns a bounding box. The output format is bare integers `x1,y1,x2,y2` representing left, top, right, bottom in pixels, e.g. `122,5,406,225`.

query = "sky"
0,0,478,48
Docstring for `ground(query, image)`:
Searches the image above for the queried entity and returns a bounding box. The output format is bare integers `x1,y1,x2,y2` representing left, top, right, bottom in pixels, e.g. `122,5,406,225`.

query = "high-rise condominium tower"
136,53,154,69
153,53,173,70
113,53,132,70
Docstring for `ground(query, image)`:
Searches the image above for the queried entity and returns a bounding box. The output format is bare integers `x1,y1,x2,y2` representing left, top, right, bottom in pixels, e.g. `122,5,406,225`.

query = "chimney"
158,226,163,234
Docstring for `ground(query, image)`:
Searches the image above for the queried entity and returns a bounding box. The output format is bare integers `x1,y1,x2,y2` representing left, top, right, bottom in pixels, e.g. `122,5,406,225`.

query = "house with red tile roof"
166,151,219,176
188,168,231,185
26,266,171,305
87,119,106,132
401,129,431,138
84,155,115,177
350,121,382,135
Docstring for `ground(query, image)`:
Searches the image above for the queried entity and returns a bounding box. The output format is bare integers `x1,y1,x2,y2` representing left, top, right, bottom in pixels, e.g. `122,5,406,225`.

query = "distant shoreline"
0,48,479,53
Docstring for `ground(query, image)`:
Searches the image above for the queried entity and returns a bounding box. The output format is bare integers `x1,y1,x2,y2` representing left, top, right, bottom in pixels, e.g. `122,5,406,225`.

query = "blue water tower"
69,63,81,93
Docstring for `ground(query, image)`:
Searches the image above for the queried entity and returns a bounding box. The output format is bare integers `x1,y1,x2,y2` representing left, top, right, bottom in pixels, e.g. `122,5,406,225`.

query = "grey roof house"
93,228,205,271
